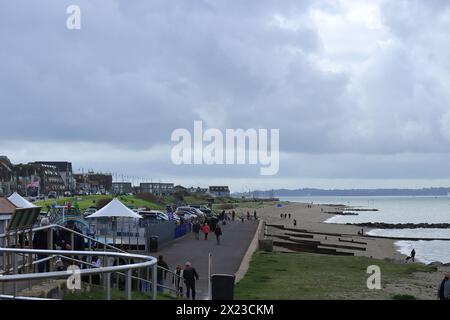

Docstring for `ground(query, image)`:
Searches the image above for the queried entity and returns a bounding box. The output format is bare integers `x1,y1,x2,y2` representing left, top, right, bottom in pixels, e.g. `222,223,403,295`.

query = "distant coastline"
234,187,450,197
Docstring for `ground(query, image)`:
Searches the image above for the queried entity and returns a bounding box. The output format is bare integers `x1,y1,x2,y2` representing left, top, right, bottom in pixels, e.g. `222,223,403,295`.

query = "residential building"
187,186,208,195
33,161,75,191
0,156,15,196
140,182,174,196
14,163,65,196
208,186,230,197
0,197,16,235
74,172,113,193
112,182,133,195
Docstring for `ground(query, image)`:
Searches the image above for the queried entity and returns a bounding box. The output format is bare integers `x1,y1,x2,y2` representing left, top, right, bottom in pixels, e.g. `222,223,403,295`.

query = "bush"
136,193,159,202
96,198,112,209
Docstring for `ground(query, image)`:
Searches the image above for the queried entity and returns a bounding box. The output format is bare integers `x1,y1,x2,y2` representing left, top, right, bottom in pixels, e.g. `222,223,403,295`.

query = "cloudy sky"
1,0,450,192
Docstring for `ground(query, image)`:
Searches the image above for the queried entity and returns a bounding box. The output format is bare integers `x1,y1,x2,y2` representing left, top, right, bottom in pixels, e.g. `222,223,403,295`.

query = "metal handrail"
0,248,158,300
0,224,127,254
0,248,155,281
0,224,184,298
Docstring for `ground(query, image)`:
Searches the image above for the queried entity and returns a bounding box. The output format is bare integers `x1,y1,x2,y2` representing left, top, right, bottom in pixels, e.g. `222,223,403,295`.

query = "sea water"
279,196,450,264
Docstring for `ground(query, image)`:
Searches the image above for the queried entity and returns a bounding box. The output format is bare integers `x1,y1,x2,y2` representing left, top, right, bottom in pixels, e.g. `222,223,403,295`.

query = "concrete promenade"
156,219,259,299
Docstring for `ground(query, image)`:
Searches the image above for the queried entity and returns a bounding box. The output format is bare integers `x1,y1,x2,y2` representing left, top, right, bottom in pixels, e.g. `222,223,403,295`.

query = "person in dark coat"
58,221,85,267
183,262,199,300
214,225,223,245
192,221,201,240
253,210,257,220
32,218,57,272
406,248,416,262
157,255,170,293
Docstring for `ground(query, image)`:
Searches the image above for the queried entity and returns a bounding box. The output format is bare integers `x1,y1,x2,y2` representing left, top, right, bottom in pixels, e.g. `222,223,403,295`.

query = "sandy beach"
238,201,450,299
240,201,403,260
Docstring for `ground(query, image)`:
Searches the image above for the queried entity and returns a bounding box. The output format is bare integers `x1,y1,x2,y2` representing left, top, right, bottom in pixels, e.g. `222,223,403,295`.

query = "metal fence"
0,224,185,300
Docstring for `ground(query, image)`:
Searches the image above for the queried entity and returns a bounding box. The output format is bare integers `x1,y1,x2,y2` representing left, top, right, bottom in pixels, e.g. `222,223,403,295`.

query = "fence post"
208,252,212,300
12,253,17,297
125,268,132,300
104,273,111,300
152,263,157,300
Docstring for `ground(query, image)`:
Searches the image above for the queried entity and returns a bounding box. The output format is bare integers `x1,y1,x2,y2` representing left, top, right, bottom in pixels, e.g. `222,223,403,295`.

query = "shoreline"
239,201,407,262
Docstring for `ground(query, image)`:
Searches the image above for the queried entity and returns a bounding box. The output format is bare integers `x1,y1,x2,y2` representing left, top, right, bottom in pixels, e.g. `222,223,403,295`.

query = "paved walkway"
156,219,259,300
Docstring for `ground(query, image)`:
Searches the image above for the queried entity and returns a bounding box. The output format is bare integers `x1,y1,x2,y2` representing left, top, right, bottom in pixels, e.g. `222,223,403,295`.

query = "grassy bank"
235,252,434,300
35,194,277,213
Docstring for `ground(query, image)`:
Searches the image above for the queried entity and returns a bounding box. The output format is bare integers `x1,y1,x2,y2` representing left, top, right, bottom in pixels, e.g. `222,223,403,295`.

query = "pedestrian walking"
157,255,170,293
32,218,57,273
406,248,416,262
253,210,257,220
215,225,222,245
183,262,199,300
173,264,184,297
232,211,236,221
293,219,297,227
438,272,450,300
192,221,201,240
202,222,210,240
247,211,250,220
288,213,291,219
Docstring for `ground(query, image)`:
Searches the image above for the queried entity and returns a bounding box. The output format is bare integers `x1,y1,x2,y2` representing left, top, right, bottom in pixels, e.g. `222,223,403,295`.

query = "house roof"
0,197,17,215
8,192,38,208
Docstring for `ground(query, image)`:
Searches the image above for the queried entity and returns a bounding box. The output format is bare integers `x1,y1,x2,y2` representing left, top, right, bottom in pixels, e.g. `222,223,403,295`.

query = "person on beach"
254,210,257,220
288,213,291,219
406,248,416,262
293,219,297,227
183,262,199,300
214,225,222,245
173,264,184,297
157,255,170,293
192,221,201,240
202,222,210,240
438,272,450,300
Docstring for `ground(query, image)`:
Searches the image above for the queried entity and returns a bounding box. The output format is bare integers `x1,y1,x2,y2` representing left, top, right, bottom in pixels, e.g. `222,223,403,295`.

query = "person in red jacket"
202,223,210,240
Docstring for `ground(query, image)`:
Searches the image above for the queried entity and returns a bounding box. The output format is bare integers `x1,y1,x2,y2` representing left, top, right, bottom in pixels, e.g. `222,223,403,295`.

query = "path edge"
234,219,264,284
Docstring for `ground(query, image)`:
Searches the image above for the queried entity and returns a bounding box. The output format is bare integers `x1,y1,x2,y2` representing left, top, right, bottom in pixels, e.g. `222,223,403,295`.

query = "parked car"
48,191,57,199
175,210,197,221
176,206,205,217
84,208,97,217
190,205,212,215
138,210,169,221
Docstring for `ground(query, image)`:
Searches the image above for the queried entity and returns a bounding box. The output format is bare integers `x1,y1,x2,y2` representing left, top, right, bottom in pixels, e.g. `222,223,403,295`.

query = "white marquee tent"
85,198,142,219
8,192,38,209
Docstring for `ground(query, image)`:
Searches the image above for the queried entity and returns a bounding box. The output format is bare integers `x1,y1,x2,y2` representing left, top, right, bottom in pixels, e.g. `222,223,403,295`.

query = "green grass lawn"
235,252,434,300
35,194,268,213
